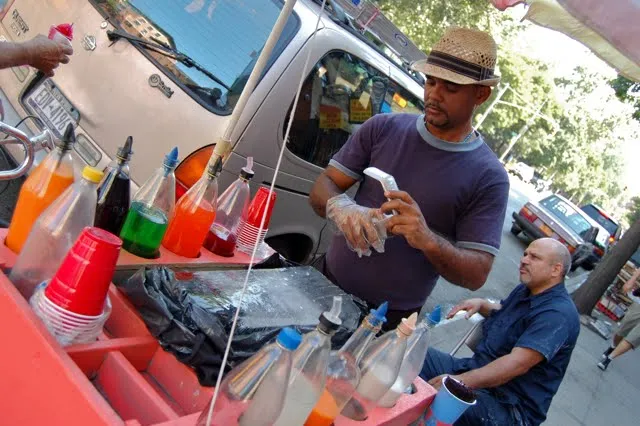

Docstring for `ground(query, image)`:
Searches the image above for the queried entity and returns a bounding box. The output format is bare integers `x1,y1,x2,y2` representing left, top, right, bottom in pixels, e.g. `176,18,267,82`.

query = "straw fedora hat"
412,27,500,86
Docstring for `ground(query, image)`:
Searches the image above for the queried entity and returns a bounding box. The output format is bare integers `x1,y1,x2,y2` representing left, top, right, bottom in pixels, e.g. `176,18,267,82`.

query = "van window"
581,204,619,237
91,0,299,115
286,51,424,168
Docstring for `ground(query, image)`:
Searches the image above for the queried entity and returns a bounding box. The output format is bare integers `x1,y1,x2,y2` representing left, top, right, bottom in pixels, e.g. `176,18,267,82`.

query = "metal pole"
475,83,509,130
211,0,298,162
499,99,548,162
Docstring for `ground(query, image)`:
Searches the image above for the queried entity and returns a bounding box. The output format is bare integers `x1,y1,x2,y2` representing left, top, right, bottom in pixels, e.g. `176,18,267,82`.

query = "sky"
505,5,640,198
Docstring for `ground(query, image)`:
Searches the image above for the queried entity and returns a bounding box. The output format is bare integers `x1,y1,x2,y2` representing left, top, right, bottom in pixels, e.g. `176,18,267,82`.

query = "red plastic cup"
245,187,277,228
45,227,122,316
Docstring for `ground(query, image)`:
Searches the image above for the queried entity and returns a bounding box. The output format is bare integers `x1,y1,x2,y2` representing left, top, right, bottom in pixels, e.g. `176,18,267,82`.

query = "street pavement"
423,176,640,425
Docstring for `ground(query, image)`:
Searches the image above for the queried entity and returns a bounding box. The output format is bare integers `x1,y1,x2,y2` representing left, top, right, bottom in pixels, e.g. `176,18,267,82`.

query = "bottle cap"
52,23,74,41
319,296,342,333
397,312,418,336
163,147,179,169
82,166,104,183
425,305,441,327
56,123,76,150
277,327,302,351
240,156,255,180
116,136,134,162
368,301,388,326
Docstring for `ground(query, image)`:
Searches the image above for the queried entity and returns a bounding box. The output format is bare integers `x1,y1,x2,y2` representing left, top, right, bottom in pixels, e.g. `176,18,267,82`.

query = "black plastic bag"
117,265,362,386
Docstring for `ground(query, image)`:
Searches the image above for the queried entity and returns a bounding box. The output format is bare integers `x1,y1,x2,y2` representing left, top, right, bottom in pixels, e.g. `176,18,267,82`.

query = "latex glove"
326,193,387,257
24,34,73,77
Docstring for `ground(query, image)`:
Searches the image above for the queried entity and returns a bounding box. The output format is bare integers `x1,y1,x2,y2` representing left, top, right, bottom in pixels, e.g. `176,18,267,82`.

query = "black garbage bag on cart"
116,261,362,386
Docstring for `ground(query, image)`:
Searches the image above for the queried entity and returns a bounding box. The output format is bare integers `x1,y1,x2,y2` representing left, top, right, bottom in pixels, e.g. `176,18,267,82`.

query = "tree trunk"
572,219,640,315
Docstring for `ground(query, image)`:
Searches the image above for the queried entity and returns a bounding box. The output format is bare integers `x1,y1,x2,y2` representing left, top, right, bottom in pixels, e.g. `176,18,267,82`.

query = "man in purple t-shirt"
309,27,509,328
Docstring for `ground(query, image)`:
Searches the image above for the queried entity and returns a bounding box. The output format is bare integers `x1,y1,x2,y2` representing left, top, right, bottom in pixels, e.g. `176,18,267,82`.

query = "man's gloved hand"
24,34,73,77
326,193,387,257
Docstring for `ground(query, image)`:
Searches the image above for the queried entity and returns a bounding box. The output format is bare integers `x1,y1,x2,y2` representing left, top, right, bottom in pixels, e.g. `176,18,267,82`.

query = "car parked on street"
512,194,603,271
507,161,535,184
581,203,622,245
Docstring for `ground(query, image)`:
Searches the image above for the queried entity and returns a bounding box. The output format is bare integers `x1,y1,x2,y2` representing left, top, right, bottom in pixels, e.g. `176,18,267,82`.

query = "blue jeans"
420,348,528,426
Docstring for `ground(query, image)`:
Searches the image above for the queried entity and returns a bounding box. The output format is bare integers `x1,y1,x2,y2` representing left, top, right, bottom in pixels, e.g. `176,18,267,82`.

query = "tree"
627,197,640,225
573,220,640,315
609,75,640,122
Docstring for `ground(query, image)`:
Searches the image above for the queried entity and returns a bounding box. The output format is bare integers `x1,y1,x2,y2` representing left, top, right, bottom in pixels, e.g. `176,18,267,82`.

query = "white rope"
203,1,329,424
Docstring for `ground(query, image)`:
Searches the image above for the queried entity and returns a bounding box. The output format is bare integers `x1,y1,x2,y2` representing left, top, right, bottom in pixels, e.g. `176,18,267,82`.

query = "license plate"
24,79,80,139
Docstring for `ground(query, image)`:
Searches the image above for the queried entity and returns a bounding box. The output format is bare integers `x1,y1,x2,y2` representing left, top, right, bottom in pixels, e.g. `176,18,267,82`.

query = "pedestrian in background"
598,267,640,370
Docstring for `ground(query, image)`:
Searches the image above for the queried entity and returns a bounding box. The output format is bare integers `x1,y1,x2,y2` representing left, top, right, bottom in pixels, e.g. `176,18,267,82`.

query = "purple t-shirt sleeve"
455,178,509,255
328,115,382,179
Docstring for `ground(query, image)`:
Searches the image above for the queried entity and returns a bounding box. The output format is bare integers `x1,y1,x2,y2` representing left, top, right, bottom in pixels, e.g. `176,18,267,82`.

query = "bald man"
420,239,579,426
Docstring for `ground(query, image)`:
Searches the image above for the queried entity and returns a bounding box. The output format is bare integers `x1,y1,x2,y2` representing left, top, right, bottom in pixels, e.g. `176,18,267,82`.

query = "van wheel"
265,234,313,264
510,224,521,236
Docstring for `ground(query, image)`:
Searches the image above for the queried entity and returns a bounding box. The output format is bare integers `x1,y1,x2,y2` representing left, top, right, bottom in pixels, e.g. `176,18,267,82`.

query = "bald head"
538,238,572,277
519,238,572,293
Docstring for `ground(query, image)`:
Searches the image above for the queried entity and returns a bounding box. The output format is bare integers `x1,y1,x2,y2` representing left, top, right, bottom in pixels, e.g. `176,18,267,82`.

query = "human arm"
447,298,502,319
622,268,640,293
381,169,509,290
429,347,544,390
309,166,358,218
310,167,386,256
431,308,574,390
0,35,73,76
308,116,388,256
381,190,494,290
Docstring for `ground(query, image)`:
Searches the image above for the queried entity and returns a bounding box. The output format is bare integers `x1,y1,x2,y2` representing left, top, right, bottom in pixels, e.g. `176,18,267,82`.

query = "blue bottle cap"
369,301,388,326
426,305,442,326
163,147,179,169
277,327,302,351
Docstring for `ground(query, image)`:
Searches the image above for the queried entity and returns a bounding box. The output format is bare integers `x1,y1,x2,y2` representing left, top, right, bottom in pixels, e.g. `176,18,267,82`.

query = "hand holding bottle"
24,34,73,77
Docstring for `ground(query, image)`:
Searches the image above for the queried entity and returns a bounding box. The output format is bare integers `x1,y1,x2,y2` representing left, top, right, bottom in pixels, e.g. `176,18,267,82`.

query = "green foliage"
627,197,640,225
375,0,631,212
376,0,519,48
609,75,640,122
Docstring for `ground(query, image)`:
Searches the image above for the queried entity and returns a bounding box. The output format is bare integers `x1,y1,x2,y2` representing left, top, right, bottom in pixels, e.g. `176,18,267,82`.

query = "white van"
0,0,426,262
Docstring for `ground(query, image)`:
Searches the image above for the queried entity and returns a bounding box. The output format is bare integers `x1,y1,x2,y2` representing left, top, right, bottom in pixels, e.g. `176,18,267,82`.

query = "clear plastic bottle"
341,313,418,421
339,301,388,364
305,302,388,426
162,156,221,258
204,157,254,257
95,136,133,235
378,306,441,408
196,327,302,426
119,147,178,258
274,297,343,426
9,166,104,299
5,124,76,253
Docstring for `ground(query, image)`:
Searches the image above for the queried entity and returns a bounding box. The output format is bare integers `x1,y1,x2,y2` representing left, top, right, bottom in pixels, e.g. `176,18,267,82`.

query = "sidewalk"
428,315,640,425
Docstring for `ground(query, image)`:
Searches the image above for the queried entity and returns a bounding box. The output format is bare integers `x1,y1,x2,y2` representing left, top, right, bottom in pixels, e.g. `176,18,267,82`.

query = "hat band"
426,50,495,82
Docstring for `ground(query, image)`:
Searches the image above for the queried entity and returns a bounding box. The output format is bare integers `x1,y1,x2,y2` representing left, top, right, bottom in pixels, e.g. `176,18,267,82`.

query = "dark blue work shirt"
465,283,580,426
